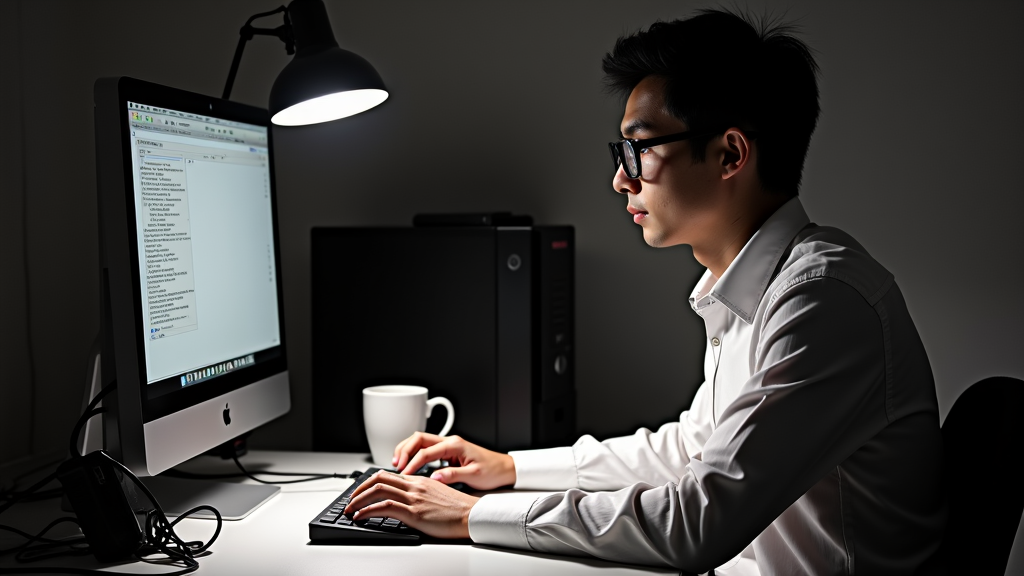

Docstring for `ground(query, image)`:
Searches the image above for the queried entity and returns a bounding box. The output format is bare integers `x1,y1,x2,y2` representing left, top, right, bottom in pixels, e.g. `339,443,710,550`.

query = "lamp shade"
269,0,388,126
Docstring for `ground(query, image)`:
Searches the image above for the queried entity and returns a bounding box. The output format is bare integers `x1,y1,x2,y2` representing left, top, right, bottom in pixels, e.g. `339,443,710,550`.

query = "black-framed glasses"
608,130,723,179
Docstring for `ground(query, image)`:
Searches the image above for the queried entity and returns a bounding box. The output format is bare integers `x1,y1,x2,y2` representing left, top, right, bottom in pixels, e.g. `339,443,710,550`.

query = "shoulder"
750,226,896,366
767,225,895,310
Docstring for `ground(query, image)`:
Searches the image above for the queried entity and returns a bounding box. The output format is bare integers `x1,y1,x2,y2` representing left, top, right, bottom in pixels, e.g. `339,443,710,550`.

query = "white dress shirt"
468,198,946,575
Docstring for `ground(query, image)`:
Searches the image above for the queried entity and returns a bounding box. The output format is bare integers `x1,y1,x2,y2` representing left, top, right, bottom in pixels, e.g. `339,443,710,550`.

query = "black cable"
0,523,85,550
0,472,92,571
0,506,210,576
0,455,224,575
160,468,248,480
229,453,350,484
108,454,222,571
10,518,90,562
164,462,355,481
68,381,116,458
0,375,107,506
0,567,115,575
1,454,64,490
0,472,56,519
0,488,61,504
0,383,222,575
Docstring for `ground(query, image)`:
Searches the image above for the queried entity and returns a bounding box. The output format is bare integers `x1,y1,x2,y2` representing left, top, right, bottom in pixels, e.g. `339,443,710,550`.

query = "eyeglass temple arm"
634,129,758,148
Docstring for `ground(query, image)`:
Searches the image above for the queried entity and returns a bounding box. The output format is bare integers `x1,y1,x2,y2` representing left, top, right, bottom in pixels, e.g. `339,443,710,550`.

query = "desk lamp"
223,0,389,125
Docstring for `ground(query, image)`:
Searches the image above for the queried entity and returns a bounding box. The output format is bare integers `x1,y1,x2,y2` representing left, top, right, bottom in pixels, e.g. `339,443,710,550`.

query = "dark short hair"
602,9,820,196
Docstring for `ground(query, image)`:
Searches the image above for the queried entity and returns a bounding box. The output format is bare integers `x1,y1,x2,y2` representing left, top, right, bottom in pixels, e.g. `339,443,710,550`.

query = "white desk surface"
0,450,680,576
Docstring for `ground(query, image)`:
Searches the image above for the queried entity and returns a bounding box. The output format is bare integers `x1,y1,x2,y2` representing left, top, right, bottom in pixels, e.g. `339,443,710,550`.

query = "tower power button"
507,254,522,271
554,355,568,375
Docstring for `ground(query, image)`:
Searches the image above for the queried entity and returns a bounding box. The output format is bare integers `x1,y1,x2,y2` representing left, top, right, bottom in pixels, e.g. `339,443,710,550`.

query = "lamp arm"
222,6,295,101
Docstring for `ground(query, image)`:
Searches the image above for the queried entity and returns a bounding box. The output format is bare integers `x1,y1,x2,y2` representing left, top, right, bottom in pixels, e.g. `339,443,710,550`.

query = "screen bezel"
110,77,288,424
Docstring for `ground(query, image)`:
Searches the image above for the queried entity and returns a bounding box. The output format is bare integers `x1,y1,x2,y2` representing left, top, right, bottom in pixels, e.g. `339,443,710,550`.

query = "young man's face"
613,76,725,249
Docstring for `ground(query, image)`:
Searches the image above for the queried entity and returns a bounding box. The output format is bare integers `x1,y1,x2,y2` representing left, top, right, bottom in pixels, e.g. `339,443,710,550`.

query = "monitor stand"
140,476,279,520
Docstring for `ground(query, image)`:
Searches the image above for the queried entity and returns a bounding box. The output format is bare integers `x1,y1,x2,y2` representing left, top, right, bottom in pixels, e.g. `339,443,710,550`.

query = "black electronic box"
311,214,575,453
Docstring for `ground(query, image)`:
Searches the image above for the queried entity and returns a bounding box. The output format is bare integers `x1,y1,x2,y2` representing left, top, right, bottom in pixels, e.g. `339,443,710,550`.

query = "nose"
612,164,640,195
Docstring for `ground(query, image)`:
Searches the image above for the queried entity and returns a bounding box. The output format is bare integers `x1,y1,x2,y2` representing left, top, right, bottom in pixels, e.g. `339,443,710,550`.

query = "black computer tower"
311,224,575,453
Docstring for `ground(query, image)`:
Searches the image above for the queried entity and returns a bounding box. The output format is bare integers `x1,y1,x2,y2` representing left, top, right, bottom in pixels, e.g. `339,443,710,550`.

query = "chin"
642,230,667,248
643,227,685,249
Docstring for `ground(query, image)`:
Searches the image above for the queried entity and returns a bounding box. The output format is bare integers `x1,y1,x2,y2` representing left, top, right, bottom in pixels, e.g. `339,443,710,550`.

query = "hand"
393,433,516,491
344,470,479,539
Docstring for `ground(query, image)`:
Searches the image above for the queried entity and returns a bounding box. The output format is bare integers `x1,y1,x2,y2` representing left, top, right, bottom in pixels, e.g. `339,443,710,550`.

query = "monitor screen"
95,77,289,486
126,101,280,398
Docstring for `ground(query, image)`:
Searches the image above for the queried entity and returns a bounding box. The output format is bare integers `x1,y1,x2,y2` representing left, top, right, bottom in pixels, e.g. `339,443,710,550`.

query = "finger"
429,463,477,485
395,433,442,470
345,483,410,515
351,499,413,523
392,432,424,467
349,470,410,500
401,441,461,475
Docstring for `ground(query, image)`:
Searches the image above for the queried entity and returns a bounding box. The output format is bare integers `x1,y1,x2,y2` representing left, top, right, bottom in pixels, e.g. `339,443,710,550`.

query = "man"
344,10,946,575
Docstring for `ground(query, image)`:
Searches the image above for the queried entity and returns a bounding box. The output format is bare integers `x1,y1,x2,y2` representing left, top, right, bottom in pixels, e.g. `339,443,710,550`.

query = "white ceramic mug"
362,385,454,467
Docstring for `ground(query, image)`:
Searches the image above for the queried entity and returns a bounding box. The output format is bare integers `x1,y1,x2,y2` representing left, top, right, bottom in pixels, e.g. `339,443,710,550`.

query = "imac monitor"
93,77,289,516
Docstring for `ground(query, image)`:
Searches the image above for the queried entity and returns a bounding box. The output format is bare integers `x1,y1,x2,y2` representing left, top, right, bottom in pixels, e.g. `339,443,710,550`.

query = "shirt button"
711,337,721,347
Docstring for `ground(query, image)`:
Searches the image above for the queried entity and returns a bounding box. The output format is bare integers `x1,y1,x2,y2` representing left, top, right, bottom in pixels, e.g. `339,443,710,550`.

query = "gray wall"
1,0,1021,469
0,0,33,463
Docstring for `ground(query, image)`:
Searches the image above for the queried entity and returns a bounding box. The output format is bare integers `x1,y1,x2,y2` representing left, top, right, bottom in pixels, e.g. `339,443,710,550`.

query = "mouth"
627,205,649,224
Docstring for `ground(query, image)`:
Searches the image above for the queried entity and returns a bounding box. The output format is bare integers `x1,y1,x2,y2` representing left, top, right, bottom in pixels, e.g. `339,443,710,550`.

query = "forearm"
512,383,713,491
471,477,744,572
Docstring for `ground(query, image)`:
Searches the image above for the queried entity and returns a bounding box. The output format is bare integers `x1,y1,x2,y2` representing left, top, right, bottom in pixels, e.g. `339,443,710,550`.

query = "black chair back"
940,376,1024,575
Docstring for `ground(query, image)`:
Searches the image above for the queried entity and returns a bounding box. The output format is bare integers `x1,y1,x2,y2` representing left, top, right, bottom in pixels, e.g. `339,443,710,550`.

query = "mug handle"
426,396,455,437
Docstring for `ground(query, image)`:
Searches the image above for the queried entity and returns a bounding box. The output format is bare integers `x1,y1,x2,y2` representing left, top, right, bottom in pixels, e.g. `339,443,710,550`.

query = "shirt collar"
688,197,810,324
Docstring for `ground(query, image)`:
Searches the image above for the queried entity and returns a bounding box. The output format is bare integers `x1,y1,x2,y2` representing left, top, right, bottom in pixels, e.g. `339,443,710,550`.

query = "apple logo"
222,403,231,426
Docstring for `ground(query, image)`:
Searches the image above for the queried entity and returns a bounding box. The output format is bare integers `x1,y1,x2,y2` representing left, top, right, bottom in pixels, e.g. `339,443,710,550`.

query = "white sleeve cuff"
509,446,578,490
467,492,540,550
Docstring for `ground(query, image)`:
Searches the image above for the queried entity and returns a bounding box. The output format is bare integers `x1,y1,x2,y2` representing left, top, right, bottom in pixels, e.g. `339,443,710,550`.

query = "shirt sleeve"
469,277,889,572
510,379,715,491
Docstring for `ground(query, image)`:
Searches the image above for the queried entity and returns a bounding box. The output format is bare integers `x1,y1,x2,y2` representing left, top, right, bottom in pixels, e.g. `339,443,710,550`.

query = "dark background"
2,0,1021,509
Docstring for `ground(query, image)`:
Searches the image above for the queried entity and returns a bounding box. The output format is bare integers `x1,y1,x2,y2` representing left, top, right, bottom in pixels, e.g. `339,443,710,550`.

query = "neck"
695,193,790,279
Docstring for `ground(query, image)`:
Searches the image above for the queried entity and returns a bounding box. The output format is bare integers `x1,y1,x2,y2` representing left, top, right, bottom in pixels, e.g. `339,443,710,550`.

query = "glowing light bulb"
270,89,388,126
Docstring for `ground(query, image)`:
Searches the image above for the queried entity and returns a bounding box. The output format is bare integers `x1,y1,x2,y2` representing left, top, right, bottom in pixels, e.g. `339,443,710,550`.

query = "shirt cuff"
468,492,540,550
509,446,578,490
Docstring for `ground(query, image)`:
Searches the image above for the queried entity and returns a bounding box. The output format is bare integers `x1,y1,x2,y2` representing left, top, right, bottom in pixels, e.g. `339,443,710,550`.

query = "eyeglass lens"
611,141,641,178
622,142,638,177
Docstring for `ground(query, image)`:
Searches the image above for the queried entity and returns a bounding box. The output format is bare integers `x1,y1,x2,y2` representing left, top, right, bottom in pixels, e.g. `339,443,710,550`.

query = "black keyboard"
308,467,467,544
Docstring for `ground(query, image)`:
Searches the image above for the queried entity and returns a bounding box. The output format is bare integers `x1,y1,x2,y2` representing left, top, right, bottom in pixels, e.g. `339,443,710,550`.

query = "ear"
719,128,753,181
